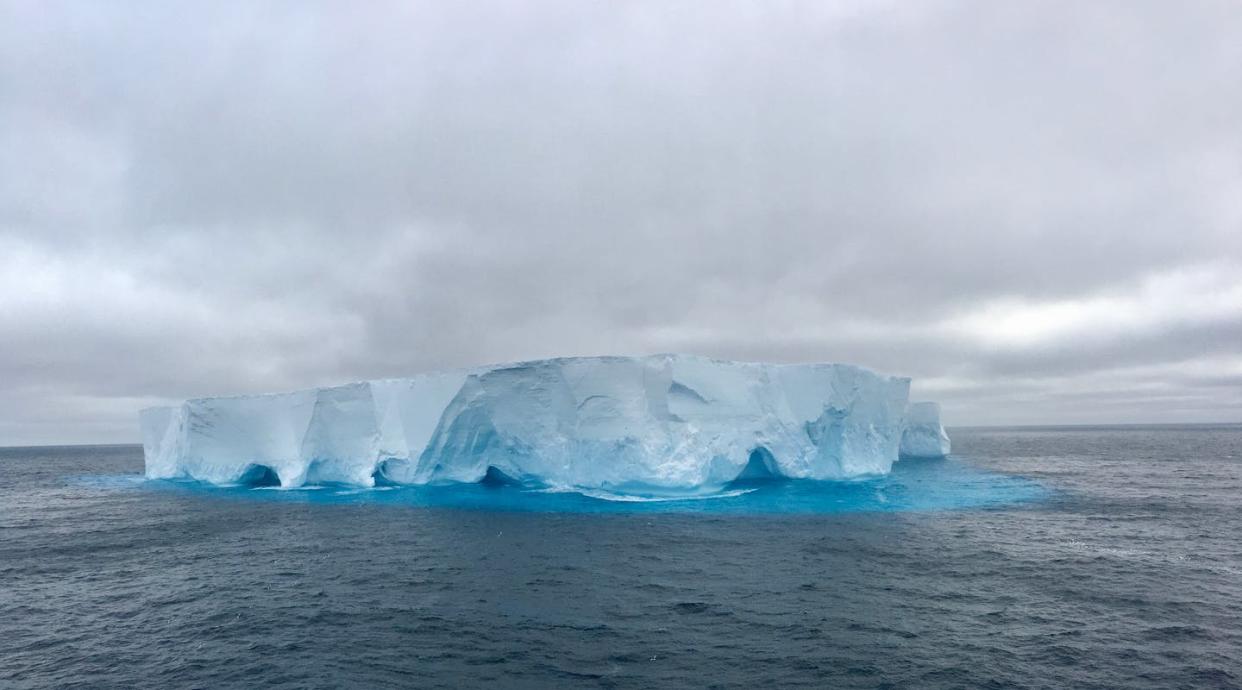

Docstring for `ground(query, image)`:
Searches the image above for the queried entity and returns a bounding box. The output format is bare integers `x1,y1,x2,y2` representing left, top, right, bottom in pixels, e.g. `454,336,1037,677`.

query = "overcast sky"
2,0,1240,445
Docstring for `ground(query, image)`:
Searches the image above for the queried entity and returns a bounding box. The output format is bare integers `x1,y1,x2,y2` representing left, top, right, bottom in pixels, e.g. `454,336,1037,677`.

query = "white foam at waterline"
542,487,759,503
251,485,327,491
333,486,398,495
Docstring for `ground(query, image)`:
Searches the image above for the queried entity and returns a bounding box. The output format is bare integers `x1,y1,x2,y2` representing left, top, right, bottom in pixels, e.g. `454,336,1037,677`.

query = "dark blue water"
3,426,1240,688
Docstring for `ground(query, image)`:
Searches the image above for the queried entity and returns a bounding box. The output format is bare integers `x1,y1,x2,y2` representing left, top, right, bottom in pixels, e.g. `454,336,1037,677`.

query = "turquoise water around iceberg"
132,455,1048,514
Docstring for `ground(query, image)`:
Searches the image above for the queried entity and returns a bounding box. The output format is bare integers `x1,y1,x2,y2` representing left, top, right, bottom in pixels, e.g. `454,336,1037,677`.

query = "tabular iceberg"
141,354,948,494
899,402,952,458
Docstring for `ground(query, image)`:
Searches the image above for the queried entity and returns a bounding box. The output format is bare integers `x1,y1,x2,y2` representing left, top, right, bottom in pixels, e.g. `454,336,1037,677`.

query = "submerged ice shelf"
141,354,952,494
135,457,1042,515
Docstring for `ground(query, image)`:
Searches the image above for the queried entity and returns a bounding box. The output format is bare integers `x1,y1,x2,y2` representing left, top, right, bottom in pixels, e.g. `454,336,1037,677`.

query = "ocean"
2,425,1240,688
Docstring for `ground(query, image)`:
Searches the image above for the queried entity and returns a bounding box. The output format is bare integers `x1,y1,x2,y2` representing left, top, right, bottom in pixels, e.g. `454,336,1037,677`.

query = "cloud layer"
2,0,1240,444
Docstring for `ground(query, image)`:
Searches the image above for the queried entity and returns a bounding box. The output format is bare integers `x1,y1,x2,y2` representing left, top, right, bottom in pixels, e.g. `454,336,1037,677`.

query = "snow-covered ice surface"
900,402,952,458
142,354,942,494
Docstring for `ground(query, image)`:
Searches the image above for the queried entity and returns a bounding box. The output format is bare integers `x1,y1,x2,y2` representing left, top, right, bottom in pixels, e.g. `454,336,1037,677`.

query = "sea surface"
2,425,1240,689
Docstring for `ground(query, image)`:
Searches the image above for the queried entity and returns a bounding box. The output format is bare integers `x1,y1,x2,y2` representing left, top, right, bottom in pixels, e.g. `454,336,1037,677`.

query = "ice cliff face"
141,354,934,493
899,402,952,458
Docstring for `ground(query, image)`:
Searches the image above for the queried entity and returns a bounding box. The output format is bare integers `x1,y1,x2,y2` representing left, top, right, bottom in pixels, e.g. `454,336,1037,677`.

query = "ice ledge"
899,401,952,458
141,354,949,493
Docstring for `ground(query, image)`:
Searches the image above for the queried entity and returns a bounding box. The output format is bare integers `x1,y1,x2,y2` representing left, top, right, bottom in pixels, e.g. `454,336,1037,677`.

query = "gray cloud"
1,0,1240,444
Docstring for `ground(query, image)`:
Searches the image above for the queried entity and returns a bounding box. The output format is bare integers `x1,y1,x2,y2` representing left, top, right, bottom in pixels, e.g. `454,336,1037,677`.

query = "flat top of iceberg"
153,353,905,408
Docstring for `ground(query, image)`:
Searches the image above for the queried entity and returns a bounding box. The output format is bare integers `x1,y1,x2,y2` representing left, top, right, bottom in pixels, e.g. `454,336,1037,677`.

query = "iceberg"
899,402,952,458
141,354,946,493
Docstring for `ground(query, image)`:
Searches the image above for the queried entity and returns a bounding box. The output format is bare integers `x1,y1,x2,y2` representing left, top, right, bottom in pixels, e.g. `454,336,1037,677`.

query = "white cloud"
0,0,1240,442
941,263,1242,349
